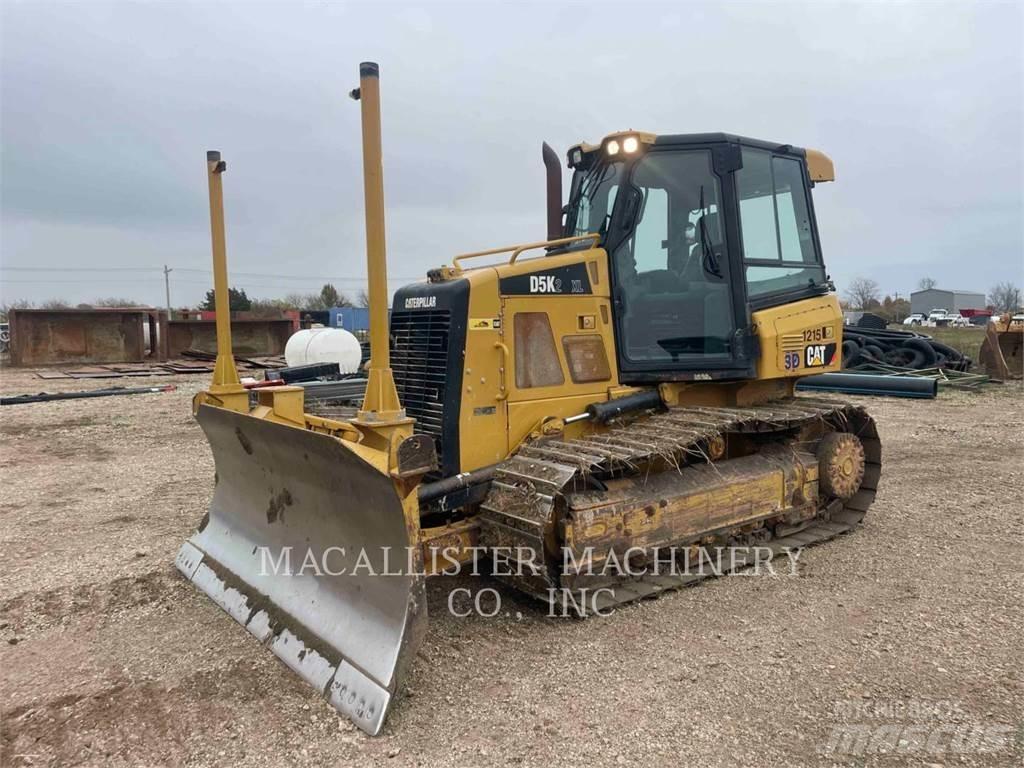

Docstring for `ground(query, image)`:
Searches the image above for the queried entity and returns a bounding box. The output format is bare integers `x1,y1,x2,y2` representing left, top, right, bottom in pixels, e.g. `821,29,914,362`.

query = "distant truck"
925,309,970,328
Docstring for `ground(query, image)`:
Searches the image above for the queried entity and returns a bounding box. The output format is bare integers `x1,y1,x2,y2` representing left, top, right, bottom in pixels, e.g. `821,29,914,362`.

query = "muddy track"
480,398,880,609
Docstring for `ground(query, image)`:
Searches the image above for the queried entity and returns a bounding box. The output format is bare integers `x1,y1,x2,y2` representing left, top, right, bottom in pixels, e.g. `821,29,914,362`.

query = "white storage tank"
284,327,362,373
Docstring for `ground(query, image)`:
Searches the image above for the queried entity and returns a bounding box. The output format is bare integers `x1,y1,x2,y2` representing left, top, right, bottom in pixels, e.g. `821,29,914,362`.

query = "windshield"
567,160,623,238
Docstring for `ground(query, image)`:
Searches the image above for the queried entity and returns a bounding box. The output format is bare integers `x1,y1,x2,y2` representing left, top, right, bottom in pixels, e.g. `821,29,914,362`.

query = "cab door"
604,144,757,382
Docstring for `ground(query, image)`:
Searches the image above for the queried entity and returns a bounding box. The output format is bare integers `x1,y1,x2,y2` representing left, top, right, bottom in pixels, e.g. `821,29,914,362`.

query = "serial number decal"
802,325,835,342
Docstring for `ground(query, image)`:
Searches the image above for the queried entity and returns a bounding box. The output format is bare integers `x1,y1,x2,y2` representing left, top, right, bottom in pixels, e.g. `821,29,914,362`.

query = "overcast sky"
1,1,1021,309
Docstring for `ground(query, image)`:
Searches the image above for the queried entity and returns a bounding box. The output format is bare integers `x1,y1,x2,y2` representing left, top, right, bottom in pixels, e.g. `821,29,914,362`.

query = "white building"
910,288,986,316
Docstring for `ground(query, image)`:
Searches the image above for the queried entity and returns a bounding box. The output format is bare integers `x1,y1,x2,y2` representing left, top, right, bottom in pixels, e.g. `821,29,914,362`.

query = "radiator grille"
390,309,451,457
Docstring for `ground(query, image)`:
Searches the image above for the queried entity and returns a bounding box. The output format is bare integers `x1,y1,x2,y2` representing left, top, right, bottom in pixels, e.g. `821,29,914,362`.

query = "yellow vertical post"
352,62,404,422
204,151,247,408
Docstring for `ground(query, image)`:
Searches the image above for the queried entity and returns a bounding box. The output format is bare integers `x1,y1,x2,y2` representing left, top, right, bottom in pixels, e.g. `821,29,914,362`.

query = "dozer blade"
175,404,426,735
979,321,1023,380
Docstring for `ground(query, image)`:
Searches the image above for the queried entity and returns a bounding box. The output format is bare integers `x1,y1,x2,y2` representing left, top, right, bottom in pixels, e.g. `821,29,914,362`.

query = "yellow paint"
805,148,835,182
353,63,404,422
753,295,845,379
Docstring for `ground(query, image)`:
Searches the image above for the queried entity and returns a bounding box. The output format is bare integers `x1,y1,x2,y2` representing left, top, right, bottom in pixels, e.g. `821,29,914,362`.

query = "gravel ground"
1,368,1021,767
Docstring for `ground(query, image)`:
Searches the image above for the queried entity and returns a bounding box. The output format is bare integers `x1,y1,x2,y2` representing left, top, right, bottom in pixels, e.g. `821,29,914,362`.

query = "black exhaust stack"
542,141,562,241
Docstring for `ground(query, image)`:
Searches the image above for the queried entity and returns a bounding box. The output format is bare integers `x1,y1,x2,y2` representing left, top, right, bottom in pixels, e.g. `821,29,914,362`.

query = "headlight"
606,139,620,156
623,136,639,153
570,148,583,166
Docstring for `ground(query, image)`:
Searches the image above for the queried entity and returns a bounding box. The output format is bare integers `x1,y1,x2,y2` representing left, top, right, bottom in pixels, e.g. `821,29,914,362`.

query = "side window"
514,313,564,388
772,156,816,263
737,148,825,300
736,152,777,261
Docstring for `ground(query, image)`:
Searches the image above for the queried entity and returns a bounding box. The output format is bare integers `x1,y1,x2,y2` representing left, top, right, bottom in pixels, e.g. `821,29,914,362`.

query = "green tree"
880,295,911,323
200,287,251,312
319,283,341,308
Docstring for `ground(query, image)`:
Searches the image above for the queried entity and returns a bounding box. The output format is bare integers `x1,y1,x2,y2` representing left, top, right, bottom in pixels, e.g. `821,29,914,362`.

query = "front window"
736,148,825,300
567,161,622,238
610,149,734,364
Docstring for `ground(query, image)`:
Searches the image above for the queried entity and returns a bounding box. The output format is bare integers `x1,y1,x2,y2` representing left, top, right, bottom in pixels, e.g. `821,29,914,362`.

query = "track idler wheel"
817,432,866,500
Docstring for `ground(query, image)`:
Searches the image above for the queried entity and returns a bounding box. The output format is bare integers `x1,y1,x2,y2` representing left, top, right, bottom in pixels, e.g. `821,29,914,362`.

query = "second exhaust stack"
350,61,404,422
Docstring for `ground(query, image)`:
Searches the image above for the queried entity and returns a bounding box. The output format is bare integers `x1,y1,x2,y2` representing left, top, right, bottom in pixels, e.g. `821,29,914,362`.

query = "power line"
1,265,422,282
0,266,161,273
174,268,422,281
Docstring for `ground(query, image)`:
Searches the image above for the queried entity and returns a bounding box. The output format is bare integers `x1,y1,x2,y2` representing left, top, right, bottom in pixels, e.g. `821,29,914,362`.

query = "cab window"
610,149,734,364
737,148,824,300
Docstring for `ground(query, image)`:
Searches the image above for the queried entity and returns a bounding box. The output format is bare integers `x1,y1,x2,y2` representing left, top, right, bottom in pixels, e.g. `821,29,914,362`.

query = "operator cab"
562,132,834,382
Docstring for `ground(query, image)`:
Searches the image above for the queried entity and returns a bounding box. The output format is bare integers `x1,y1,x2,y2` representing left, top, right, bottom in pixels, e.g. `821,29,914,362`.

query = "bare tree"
988,281,1021,313
356,289,370,308
248,298,293,318
282,292,315,310
92,297,145,307
917,277,937,291
40,299,71,309
0,299,34,322
843,277,881,310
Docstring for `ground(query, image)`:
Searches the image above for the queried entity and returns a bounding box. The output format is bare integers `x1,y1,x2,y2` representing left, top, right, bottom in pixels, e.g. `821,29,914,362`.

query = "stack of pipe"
841,327,971,372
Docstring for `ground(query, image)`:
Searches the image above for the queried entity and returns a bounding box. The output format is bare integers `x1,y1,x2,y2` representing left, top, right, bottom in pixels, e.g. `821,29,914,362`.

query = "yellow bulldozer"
176,62,880,735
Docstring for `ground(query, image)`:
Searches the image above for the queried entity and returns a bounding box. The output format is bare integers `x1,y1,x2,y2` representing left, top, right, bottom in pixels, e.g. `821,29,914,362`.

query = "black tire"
928,340,963,361
884,347,927,368
903,338,938,367
841,340,861,368
863,344,886,361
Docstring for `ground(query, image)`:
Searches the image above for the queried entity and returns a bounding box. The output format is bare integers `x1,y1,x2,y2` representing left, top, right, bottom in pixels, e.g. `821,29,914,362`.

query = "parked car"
903,313,926,326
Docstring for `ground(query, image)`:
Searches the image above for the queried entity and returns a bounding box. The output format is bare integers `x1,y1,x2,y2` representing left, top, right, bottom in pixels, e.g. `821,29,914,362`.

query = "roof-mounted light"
623,136,639,153
606,139,620,156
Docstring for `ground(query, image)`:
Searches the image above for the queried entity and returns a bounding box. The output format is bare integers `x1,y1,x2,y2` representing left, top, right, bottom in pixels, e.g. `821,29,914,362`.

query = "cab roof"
569,131,835,182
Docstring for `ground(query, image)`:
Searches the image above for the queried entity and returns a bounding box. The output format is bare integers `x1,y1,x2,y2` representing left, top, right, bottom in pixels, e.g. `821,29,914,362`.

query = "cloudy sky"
1,1,1021,308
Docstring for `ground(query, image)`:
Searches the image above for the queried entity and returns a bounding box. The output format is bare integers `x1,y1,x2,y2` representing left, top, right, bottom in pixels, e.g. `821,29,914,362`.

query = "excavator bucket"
175,405,426,735
979,317,1024,380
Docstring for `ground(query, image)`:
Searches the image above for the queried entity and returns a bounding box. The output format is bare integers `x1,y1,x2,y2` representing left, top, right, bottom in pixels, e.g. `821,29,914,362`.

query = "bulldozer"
176,62,881,735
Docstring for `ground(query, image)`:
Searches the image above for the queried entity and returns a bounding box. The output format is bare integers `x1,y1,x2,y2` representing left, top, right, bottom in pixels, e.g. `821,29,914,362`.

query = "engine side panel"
752,294,844,380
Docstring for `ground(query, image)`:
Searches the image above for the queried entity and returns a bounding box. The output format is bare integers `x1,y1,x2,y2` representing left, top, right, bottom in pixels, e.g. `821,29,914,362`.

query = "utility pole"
163,265,172,316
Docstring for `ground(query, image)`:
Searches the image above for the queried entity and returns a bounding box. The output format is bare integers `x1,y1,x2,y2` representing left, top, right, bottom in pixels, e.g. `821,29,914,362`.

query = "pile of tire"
842,327,971,372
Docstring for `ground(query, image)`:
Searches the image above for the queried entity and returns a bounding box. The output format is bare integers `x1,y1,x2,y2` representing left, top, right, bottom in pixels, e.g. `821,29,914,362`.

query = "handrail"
451,234,600,271
494,342,510,401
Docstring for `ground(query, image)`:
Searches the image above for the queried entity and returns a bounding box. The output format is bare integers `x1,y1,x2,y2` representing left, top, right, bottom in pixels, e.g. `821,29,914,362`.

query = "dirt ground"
1,369,1021,767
